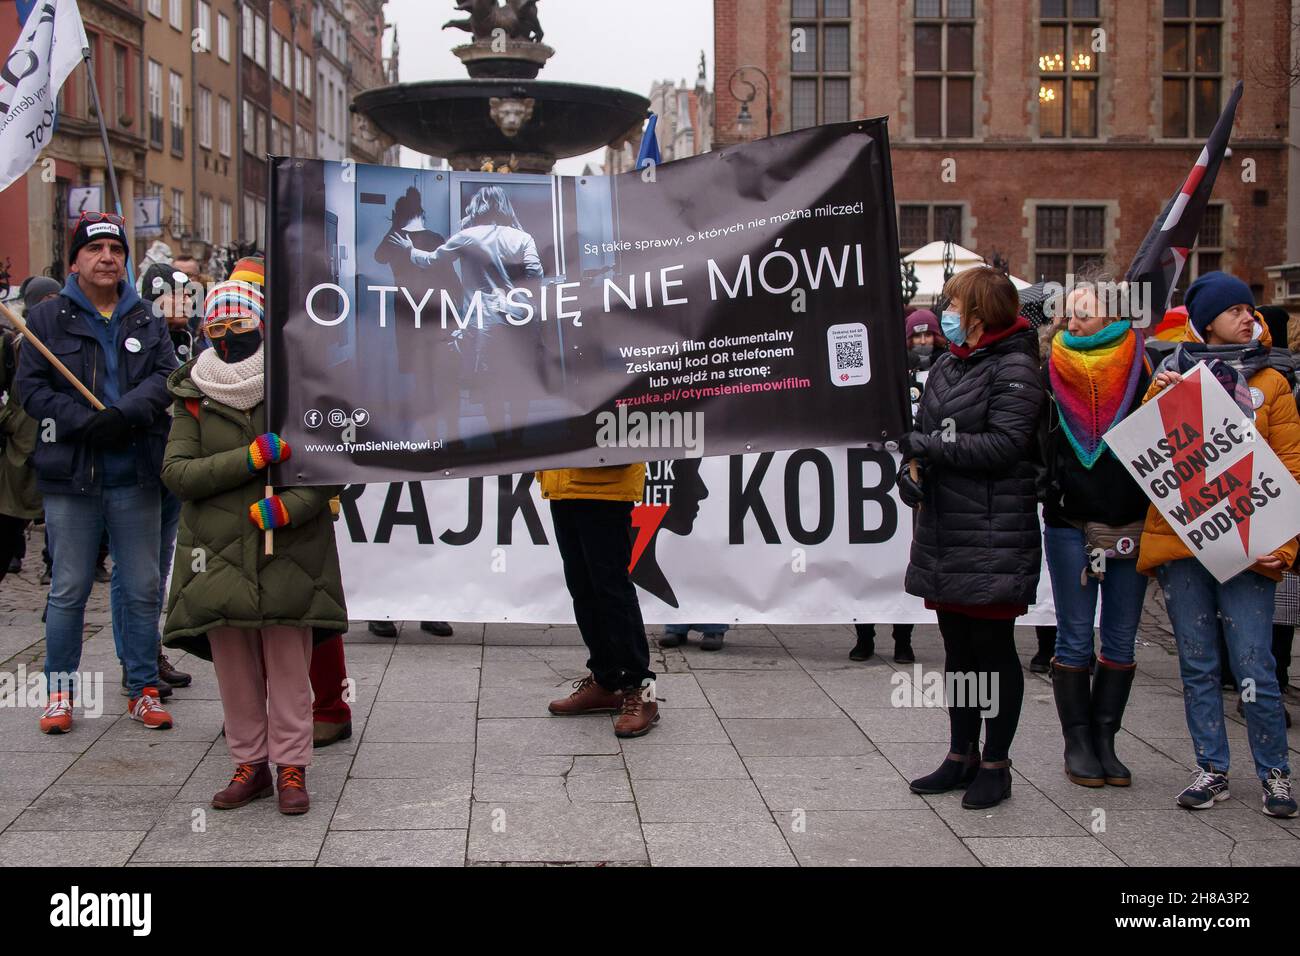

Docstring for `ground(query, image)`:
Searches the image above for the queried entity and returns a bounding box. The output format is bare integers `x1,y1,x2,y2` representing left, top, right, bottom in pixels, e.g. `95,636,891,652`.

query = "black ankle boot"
849,637,875,662
1052,659,1105,787
1029,626,1055,673
1091,660,1136,786
962,759,1013,809
909,746,979,794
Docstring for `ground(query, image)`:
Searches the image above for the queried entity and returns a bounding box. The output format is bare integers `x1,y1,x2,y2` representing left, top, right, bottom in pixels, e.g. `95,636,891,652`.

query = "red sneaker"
39,691,73,735
128,687,173,729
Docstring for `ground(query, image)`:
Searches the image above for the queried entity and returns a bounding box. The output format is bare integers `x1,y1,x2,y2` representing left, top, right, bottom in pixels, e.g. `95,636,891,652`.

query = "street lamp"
729,66,772,139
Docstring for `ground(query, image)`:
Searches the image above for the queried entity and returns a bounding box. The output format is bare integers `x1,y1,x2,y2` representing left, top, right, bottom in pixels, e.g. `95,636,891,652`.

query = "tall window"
197,86,212,150
1176,202,1225,296
285,39,294,90
1034,204,1106,284
254,13,267,68
198,195,213,242
898,204,964,255
271,30,281,81
1163,0,1223,138
171,188,185,237
243,98,256,154
147,0,161,17
1037,0,1100,138
220,200,232,247
914,0,975,138
113,45,127,126
147,60,163,148
217,12,230,62
243,196,257,242
242,6,253,59
197,1,210,50
218,96,232,156
790,0,851,130
303,57,312,99
169,0,182,30
169,71,184,154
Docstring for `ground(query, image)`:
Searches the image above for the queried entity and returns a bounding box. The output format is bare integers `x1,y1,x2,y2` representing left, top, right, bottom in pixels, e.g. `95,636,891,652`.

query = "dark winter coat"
904,322,1045,607
16,276,176,496
160,362,347,660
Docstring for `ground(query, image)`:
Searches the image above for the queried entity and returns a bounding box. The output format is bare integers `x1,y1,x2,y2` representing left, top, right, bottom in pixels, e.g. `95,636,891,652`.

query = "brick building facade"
714,0,1297,305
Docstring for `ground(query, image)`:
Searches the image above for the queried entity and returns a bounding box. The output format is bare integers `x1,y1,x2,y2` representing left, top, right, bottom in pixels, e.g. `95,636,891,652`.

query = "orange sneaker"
128,687,173,729
39,691,73,734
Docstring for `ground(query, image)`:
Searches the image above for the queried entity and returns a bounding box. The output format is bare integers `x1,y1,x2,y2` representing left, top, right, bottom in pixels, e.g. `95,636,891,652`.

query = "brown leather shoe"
211,762,273,809
548,675,623,716
276,765,310,815
614,684,660,738
312,720,352,748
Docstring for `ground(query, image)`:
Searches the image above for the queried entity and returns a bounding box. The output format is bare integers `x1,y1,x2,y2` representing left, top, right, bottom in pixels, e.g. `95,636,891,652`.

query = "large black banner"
266,119,908,484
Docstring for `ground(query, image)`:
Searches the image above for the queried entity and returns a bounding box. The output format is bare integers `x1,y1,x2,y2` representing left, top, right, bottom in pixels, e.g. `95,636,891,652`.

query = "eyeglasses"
203,315,262,338
74,211,126,227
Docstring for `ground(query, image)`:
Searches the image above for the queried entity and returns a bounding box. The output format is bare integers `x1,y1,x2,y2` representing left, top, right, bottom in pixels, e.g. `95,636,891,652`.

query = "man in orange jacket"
539,463,659,737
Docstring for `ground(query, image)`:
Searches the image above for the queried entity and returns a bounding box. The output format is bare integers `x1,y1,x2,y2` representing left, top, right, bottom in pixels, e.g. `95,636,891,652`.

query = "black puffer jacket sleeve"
927,350,1044,473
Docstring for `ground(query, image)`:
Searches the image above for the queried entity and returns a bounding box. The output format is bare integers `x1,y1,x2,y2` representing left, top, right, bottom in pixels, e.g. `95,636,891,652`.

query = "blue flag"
635,113,660,171
17,0,40,26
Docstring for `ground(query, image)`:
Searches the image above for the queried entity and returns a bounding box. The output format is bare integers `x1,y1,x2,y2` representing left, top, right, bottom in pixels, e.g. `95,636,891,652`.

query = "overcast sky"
383,0,714,173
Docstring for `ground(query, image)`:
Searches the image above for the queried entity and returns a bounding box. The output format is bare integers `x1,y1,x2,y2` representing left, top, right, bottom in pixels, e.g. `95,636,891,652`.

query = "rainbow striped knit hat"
229,255,265,286
203,280,265,329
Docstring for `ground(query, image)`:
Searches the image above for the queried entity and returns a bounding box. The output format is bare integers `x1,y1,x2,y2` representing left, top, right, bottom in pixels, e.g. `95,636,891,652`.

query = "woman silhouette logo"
629,458,710,608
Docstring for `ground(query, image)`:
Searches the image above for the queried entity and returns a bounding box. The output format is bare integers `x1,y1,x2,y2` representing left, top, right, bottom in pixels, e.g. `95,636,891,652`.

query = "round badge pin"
1250,387,1265,409
1117,537,1135,556
124,337,142,353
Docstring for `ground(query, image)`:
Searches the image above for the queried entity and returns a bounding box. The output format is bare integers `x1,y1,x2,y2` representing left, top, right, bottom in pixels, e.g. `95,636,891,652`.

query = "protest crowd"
0,207,1295,827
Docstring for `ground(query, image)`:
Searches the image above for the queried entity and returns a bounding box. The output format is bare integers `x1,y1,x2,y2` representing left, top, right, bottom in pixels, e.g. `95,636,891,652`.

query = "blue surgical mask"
941,310,965,346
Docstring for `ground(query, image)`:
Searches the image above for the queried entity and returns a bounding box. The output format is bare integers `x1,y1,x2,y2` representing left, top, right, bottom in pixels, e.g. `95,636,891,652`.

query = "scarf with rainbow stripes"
1048,320,1147,469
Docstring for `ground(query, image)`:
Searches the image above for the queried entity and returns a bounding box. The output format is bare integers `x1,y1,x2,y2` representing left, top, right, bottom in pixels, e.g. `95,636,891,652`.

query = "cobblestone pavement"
1,527,1298,867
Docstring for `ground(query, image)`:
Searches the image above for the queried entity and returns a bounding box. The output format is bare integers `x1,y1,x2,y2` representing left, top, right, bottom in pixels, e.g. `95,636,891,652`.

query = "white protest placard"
1104,362,1300,583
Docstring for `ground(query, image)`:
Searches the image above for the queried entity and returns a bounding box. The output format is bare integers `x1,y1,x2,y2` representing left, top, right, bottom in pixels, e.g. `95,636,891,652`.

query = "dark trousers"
310,633,352,725
0,514,29,585
550,499,653,691
936,611,1025,763
855,623,914,642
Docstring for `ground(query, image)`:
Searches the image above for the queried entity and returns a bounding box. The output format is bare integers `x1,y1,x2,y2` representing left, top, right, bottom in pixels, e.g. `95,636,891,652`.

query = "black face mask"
910,344,935,358
213,328,263,363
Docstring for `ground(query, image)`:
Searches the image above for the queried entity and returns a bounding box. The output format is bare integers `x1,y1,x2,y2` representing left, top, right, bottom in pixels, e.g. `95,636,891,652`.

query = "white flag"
0,0,88,193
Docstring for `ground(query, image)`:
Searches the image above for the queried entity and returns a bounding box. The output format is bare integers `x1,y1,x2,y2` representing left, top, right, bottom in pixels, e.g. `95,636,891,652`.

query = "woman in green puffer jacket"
162,279,346,817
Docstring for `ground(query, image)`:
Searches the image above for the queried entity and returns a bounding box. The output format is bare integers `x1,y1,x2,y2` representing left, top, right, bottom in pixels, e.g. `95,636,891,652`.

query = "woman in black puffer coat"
896,267,1045,810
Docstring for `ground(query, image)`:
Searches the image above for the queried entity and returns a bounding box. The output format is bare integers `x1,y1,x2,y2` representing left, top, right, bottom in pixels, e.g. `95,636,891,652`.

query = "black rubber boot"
1029,626,1054,673
1052,659,1105,787
908,745,979,794
1091,660,1135,786
961,760,1013,809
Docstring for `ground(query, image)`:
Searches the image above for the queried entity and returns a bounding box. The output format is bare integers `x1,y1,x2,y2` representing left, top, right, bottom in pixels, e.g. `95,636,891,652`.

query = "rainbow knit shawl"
1048,321,1147,469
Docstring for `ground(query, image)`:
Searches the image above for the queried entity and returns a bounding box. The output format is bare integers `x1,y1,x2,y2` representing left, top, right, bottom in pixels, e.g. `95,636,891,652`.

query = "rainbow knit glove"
247,433,291,472
249,495,291,530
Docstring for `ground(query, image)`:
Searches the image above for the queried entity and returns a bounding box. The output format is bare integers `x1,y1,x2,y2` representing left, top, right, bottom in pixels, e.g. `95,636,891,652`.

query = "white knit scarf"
189,345,265,410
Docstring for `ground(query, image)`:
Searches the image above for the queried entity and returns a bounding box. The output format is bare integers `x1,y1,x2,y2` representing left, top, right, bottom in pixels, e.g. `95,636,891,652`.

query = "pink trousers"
209,625,313,768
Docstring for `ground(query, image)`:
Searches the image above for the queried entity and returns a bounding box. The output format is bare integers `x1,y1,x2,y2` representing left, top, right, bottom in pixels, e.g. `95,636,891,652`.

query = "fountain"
353,0,651,173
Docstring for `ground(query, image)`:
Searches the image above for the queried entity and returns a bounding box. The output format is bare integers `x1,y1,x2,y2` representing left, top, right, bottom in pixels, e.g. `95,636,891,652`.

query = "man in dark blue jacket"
17,213,178,735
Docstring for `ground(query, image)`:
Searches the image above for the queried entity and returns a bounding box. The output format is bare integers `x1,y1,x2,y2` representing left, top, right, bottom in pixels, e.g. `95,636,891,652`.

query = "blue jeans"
1044,525,1148,667
112,486,179,672
1156,558,1290,780
664,624,730,635
45,486,161,698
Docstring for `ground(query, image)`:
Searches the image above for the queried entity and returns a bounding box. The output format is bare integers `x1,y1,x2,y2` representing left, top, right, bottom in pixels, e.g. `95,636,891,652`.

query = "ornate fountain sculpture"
353,1,648,173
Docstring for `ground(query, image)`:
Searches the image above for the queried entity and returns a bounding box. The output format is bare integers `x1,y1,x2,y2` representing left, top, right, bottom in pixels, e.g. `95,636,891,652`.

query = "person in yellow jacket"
538,462,659,738
1137,272,1298,818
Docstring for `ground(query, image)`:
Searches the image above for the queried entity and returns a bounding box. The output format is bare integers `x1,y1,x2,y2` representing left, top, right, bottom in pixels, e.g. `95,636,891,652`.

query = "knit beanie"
1185,272,1255,340
906,309,938,340
229,255,265,286
203,280,265,327
68,214,129,265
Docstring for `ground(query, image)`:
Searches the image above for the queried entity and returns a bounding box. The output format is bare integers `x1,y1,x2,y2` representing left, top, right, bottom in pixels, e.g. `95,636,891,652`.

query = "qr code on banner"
834,339,865,370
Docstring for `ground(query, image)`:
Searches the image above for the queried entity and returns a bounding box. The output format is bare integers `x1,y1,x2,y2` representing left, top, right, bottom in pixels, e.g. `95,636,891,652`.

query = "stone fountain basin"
353,79,650,160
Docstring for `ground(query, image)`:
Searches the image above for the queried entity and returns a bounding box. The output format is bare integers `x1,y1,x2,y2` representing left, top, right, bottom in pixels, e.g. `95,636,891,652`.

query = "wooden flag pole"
0,301,105,410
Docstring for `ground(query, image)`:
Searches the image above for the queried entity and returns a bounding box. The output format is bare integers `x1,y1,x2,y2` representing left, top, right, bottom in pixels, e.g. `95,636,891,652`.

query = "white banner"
337,447,1060,626
1105,363,1300,583
0,0,87,193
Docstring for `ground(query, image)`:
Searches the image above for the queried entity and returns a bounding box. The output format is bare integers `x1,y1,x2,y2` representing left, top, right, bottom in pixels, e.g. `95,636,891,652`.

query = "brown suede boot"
614,683,660,738
548,675,623,716
211,762,273,809
276,765,310,815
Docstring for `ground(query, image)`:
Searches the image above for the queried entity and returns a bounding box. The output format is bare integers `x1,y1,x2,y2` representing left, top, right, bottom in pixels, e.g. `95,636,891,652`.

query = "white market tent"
903,240,1031,307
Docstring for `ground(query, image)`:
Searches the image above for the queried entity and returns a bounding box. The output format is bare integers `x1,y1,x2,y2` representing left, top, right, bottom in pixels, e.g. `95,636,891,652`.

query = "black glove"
897,458,925,509
899,431,939,462
82,407,131,448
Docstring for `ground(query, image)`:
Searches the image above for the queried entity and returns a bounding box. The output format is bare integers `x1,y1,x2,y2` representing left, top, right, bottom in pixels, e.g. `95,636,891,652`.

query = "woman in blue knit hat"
1140,271,1300,818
